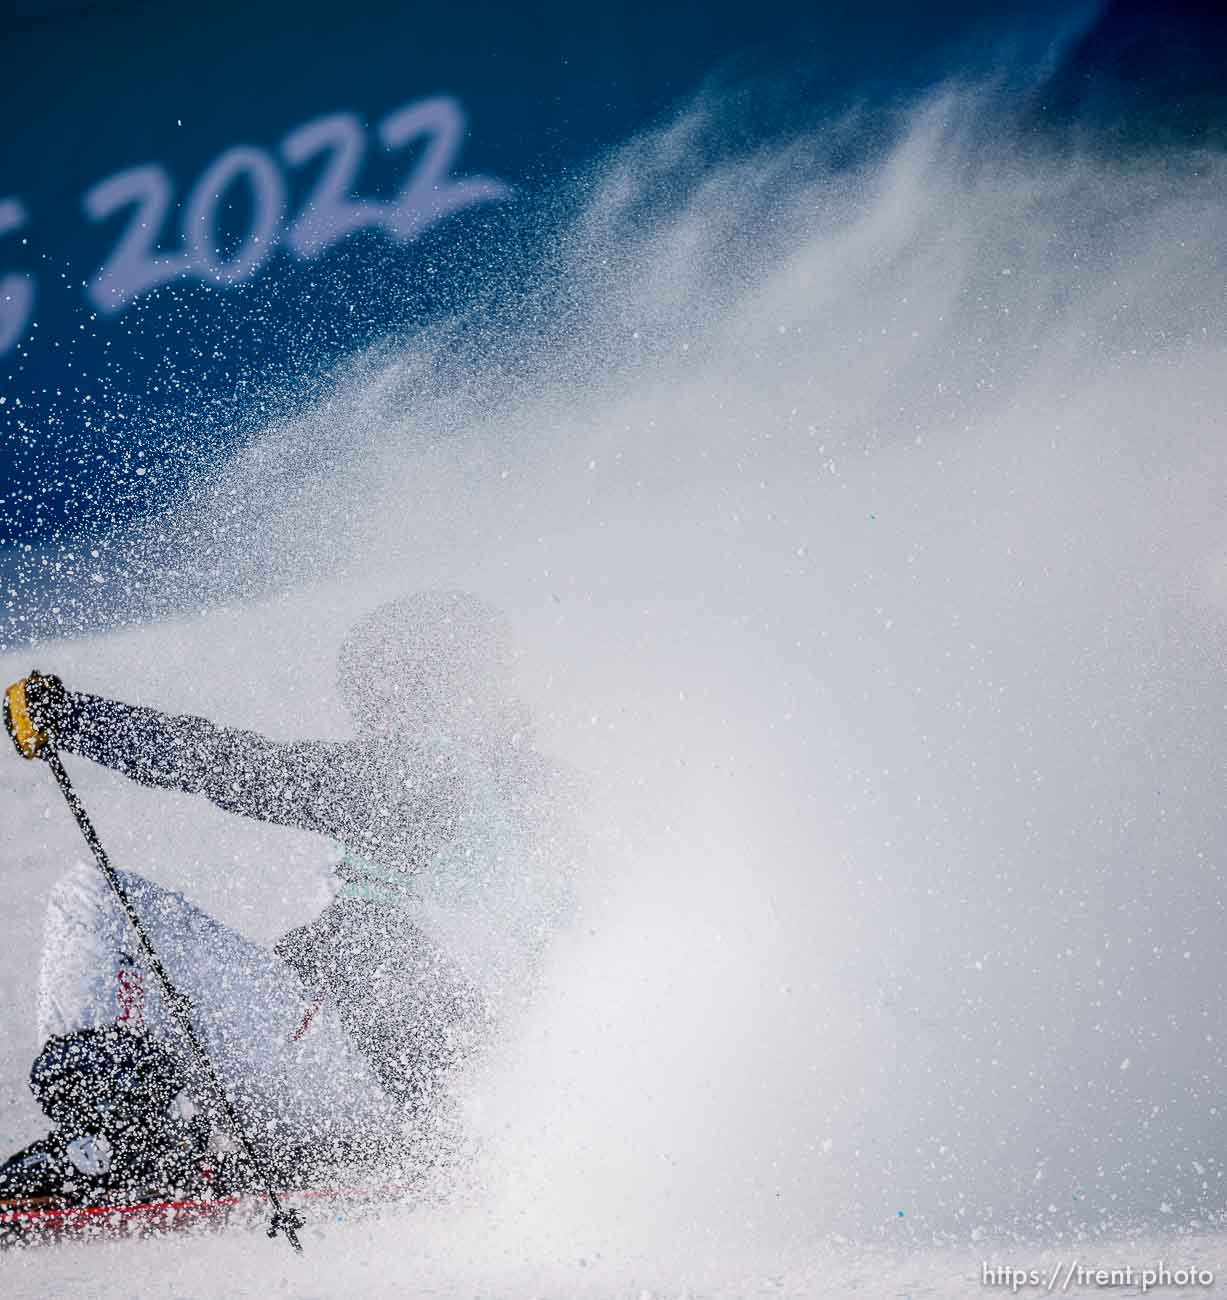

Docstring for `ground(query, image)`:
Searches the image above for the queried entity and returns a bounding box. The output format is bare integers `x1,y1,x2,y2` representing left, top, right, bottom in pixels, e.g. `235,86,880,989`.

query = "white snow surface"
8,84,1227,1294
5,1218,1227,1299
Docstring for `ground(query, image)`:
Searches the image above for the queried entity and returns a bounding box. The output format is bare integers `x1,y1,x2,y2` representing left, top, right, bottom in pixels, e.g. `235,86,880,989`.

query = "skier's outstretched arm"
4,673,363,839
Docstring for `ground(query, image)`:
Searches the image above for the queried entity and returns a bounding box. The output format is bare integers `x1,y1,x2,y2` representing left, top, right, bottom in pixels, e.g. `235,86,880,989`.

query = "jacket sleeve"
55,690,366,840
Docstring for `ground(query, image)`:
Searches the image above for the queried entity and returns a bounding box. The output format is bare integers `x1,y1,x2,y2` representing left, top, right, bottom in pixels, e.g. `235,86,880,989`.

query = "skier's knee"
42,861,144,964
45,861,113,930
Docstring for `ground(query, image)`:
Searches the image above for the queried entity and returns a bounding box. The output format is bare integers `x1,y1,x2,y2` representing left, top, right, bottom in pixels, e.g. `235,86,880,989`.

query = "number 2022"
0,94,508,353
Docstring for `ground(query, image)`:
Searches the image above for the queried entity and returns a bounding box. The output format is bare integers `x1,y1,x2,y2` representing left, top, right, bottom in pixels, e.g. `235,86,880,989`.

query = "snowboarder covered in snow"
0,591,579,1207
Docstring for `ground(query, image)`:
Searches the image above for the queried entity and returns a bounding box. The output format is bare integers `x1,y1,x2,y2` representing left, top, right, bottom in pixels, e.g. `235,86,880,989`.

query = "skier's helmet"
337,590,526,744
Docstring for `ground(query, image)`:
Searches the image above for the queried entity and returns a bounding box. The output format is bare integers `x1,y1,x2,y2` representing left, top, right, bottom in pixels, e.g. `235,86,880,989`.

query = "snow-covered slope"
6,1209,1227,1298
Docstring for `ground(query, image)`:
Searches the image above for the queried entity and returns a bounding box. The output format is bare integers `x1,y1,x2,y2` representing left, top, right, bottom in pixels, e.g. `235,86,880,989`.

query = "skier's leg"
284,898,490,1115
36,863,396,1148
38,861,135,1042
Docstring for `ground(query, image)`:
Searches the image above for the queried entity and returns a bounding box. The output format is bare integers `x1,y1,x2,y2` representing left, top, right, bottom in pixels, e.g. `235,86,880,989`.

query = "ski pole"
40,746,306,1253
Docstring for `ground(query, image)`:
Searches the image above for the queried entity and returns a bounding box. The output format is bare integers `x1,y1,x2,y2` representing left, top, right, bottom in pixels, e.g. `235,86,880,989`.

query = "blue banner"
2,0,1220,561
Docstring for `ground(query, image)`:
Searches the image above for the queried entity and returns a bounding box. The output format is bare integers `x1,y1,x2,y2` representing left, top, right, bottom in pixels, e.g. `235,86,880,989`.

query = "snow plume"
10,80,1227,1294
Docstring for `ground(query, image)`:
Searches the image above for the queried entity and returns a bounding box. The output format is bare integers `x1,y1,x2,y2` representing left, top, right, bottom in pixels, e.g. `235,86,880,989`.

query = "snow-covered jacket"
54,690,579,1013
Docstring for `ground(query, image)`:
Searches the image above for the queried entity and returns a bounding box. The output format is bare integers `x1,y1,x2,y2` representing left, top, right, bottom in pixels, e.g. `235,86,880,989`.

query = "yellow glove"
3,672,67,760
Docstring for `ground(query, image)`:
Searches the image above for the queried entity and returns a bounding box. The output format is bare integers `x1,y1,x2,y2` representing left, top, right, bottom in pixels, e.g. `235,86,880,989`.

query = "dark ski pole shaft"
41,746,305,1253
